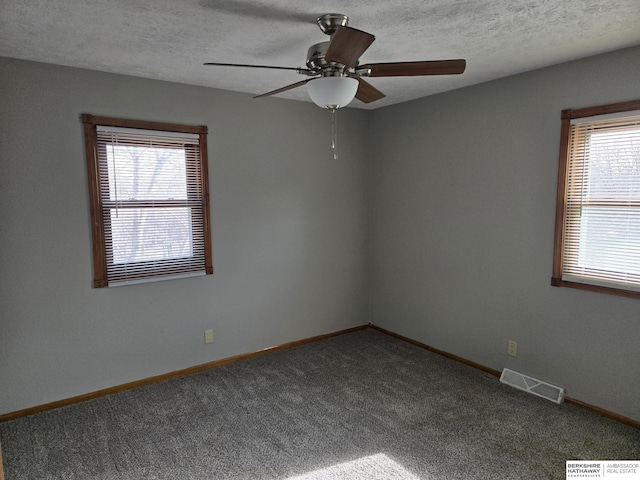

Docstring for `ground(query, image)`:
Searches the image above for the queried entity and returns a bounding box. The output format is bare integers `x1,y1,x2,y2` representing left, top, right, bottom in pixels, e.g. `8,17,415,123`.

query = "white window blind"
83,115,212,287
562,113,640,292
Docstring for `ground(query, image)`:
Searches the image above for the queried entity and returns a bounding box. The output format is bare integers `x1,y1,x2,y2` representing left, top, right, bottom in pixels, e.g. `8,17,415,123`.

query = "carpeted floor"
0,329,638,479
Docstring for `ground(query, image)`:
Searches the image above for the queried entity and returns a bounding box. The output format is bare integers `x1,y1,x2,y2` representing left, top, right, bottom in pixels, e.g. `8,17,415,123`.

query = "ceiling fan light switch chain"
331,108,338,160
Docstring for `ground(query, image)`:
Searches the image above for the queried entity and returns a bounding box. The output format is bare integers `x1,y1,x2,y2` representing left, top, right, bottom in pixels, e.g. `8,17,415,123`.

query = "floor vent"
500,368,565,404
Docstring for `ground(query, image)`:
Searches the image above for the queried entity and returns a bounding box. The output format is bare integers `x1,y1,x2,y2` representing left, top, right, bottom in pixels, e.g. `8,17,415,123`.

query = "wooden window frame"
83,114,213,287
551,99,640,299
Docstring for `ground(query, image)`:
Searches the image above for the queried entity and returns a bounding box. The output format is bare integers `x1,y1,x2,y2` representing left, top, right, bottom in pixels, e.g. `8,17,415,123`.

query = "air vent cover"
500,368,565,404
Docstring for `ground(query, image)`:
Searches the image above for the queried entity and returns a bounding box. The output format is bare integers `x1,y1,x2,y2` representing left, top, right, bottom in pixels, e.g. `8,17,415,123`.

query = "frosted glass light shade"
307,77,358,109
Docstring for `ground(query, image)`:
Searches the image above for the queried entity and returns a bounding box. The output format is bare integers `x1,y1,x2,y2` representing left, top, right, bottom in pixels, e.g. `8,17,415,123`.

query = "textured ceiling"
1,0,639,109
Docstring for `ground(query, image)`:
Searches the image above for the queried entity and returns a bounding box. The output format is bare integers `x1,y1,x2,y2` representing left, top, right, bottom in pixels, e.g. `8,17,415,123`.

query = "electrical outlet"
204,329,214,344
508,340,518,357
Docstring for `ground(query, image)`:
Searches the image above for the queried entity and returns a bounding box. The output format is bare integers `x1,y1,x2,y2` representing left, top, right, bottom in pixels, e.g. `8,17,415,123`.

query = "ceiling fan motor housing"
306,42,351,77
306,42,331,71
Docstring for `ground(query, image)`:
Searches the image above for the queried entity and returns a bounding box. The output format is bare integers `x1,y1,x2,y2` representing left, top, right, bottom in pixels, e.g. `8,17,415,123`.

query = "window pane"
110,207,194,264
106,146,188,201
578,207,640,276
586,129,640,200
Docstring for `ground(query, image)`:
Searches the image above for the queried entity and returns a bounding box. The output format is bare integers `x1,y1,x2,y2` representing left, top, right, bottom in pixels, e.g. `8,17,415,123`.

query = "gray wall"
369,45,640,421
0,58,370,415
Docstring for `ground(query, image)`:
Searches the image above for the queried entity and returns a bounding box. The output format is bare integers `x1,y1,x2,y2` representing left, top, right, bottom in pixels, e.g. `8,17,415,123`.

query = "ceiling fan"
204,13,466,109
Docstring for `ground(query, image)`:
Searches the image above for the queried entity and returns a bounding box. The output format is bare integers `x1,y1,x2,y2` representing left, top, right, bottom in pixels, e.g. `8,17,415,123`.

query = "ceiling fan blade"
253,79,312,98
355,78,386,104
361,59,466,77
325,26,375,68
204,62,310,73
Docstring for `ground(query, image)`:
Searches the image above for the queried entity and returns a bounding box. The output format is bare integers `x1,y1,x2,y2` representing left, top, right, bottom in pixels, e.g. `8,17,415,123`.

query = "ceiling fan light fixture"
307,76,358,109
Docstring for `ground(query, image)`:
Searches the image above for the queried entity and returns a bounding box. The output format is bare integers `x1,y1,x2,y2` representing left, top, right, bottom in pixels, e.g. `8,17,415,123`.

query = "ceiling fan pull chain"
331,107,338,160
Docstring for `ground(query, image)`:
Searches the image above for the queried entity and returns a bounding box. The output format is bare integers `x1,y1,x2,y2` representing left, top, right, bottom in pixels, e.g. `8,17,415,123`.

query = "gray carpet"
0,329,638,479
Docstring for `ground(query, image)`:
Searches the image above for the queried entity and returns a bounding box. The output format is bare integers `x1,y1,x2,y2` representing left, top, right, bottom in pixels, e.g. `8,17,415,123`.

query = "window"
83,114,213,287
552,100,640,298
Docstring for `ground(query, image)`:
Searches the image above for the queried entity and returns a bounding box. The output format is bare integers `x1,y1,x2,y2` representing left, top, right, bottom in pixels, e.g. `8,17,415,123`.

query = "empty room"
0,1,639,479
